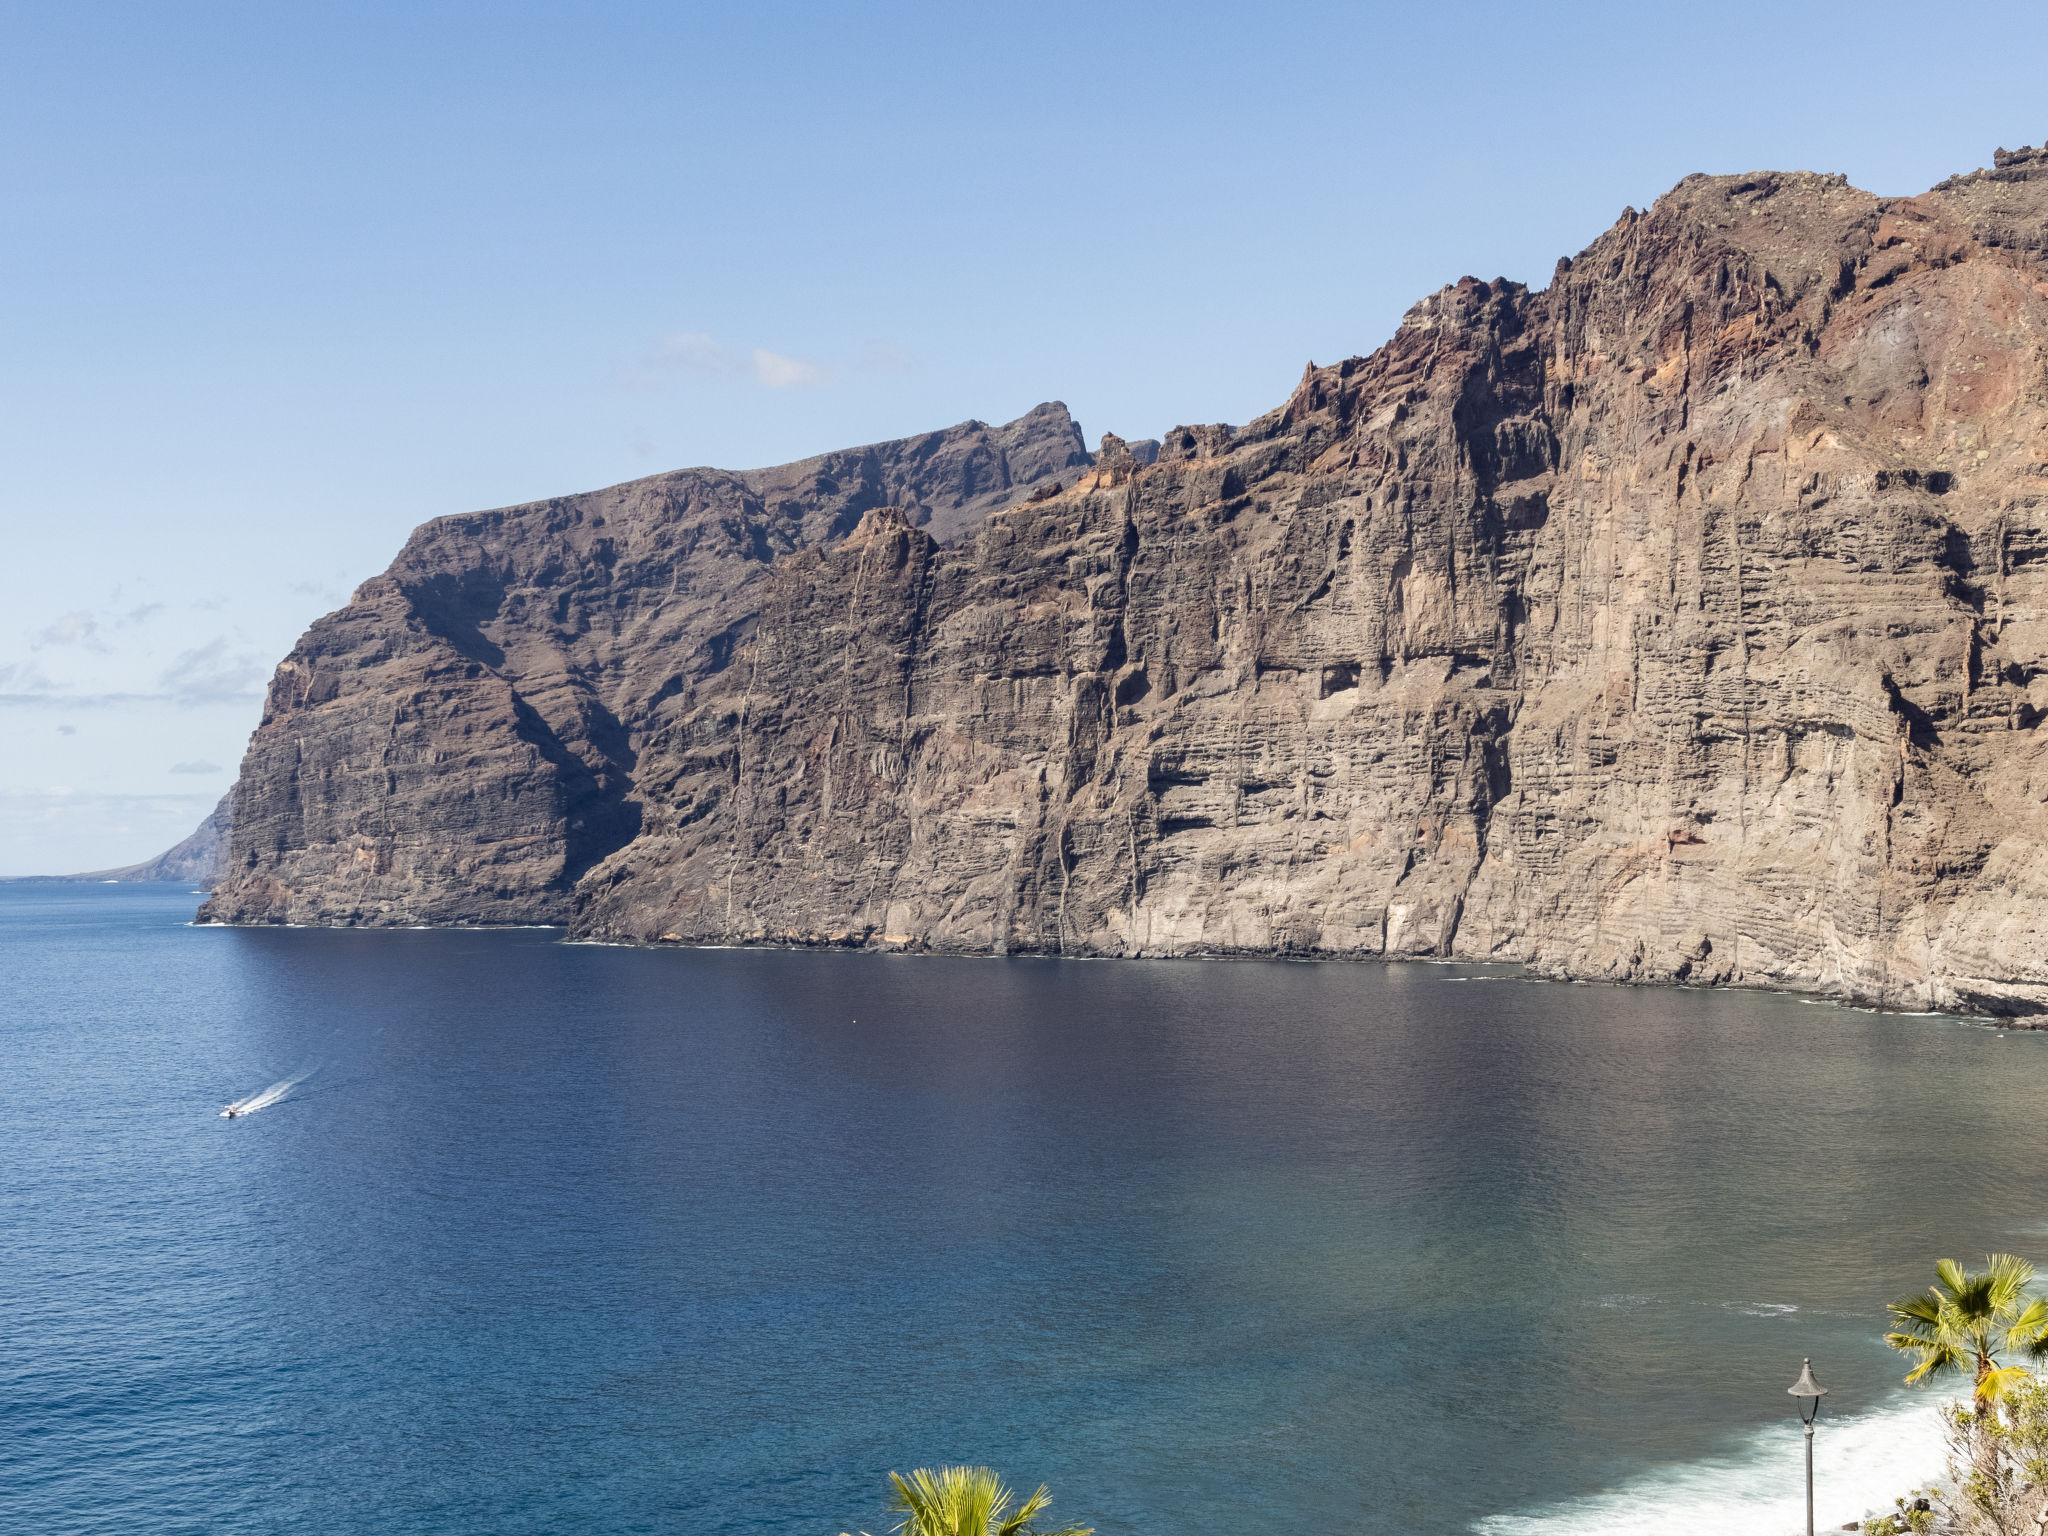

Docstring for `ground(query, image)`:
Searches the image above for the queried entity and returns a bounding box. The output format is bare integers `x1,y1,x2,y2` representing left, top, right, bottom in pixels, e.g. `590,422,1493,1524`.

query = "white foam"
220,1068,314,1118
1472,1393,1947,1536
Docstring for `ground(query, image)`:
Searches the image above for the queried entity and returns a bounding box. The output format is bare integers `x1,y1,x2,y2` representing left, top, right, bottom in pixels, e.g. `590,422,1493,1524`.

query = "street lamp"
1788,1357,1827,1536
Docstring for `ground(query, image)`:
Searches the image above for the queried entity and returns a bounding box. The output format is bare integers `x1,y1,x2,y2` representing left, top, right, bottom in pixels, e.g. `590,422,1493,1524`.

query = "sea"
4,880,2041,1535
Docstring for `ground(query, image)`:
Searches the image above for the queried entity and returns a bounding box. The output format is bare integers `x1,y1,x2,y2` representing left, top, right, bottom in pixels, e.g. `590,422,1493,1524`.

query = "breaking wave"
1471,1392,1947,1535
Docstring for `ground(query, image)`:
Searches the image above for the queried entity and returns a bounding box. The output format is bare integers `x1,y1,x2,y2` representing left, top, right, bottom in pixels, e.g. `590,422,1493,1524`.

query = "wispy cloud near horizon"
0,788,222,877
0,636,269,710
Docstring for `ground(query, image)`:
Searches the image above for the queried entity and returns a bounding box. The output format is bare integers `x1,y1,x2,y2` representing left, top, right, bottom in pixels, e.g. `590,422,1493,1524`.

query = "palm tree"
842,1465,1093,1536
1885,1253,2048,1417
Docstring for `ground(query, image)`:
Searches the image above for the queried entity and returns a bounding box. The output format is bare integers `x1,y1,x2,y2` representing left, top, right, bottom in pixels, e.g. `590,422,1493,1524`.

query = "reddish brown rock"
206,150,2048,1016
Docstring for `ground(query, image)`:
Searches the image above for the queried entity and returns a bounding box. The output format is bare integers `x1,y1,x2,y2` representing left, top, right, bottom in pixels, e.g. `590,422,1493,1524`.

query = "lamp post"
1788,1357,1827,1536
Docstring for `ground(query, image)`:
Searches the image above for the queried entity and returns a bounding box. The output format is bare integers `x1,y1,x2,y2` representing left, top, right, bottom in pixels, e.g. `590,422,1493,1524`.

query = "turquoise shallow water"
3,882,2044,1534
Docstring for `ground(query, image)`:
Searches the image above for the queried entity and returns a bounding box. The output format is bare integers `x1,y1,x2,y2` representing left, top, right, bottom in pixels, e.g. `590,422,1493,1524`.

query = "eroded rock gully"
203,149,2048,1016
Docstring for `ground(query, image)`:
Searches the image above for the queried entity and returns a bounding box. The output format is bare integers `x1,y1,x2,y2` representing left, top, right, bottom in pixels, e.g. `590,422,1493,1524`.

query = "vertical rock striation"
206,150,2048,1016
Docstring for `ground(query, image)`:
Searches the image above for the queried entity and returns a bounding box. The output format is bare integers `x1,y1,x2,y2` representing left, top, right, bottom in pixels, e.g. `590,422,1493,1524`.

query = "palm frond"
1887,1292,1945,1331
1978,1363,2033,1404
2002,1296,2048,1352
1951,1276,2000,1325
1889,1336,1966,1385
997,1485,1051,1536
1888,1255,2048,1404
887,1466,1018,1536
1986,1252,2036,1305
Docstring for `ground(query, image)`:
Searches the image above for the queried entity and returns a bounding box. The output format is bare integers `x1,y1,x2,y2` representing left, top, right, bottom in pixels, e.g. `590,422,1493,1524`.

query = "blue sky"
4,0,2044,874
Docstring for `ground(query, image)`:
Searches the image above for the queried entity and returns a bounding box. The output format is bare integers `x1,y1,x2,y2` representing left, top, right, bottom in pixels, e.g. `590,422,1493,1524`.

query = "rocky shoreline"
188,901,2048,1029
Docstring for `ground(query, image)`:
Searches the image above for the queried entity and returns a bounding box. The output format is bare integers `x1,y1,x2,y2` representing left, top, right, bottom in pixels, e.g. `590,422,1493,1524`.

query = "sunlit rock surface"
206,149,2048,1015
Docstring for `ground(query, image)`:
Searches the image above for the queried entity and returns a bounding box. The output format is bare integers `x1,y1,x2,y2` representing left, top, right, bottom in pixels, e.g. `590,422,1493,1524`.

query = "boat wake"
1471,1393,1947,1536
220,1070,313,1119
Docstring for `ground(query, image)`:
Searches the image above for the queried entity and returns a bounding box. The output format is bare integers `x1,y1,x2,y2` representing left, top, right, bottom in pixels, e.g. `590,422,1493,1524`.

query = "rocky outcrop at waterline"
204,148,2048,1017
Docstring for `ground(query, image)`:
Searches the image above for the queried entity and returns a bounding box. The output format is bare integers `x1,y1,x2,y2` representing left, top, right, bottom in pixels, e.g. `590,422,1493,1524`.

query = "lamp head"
1788,1357,1826,1423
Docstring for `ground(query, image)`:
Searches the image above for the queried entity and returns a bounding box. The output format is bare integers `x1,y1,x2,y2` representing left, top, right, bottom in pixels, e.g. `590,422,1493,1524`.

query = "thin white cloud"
1,688,157,709
0,788,216,816
31,612,107,652
169,759,223,775
0,659,61,699
156,638,267,705
0,636,269,709
749,347,824,389
628,331,831,390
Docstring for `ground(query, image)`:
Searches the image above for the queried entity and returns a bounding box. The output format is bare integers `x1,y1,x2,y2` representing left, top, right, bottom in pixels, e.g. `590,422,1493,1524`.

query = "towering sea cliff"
205,149,2048,1015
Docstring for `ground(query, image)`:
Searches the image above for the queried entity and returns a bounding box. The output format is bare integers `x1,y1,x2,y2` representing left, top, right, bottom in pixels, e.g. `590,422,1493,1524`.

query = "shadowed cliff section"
207,148,2048,1016
199,406,1089,927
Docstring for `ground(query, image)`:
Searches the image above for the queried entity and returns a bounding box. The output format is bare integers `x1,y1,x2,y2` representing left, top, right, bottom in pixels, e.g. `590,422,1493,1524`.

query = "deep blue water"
5,882,2046,1535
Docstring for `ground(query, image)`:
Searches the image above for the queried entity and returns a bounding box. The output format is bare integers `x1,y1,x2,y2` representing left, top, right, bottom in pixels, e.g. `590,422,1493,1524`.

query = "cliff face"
202,407,1088,926
205,150,2048,1015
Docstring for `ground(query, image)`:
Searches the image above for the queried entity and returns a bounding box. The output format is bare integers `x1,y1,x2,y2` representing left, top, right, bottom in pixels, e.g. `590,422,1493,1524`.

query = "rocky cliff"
205,149,2048,1016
